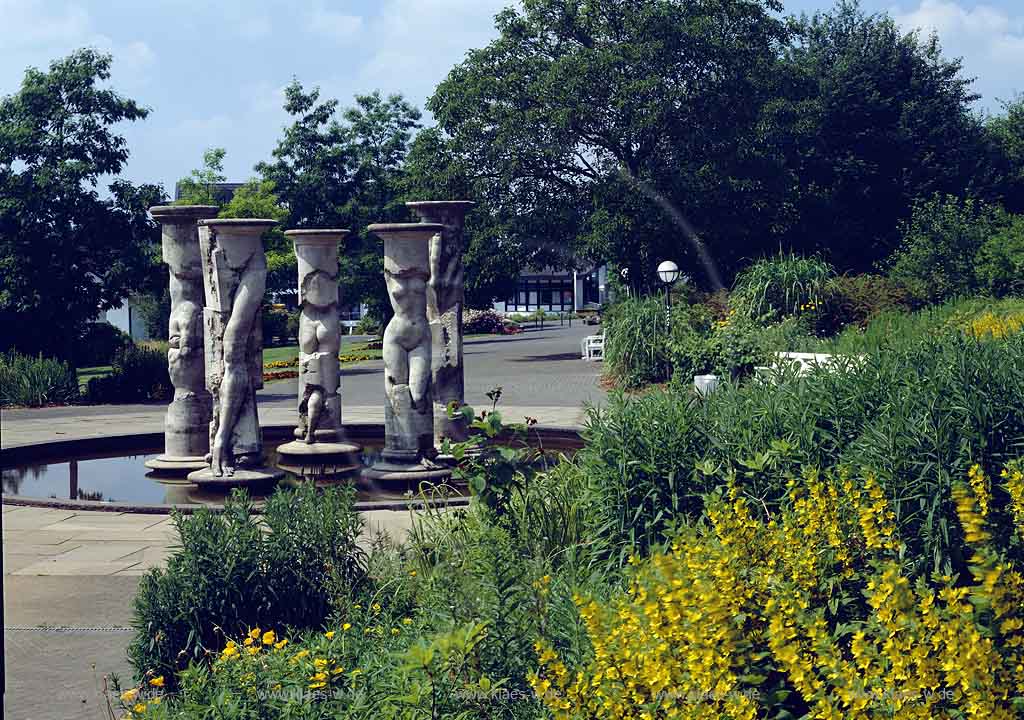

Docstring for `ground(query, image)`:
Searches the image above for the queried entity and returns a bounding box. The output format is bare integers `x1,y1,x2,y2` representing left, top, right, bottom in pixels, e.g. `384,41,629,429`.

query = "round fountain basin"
0,424,583,513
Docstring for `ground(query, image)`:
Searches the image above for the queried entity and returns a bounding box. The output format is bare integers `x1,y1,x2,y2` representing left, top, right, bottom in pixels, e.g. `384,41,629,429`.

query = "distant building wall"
104,301,149,341
492,264,607,314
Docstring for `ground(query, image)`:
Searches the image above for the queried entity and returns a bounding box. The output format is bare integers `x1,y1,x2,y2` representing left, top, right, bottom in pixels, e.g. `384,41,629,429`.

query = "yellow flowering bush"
532,463,1024,719
117,614,502,719
964,311,1024,340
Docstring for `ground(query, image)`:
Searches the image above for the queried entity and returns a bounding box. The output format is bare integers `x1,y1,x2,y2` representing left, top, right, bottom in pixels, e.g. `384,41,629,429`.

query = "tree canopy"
0,49,163,361
427,0,1019,290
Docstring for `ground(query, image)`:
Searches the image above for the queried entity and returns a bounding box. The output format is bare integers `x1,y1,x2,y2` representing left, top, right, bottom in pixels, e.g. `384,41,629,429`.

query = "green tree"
0,49,162,361
257,83,422,321
975,214,1024,297
428,0,791,293
401,127,527,308
220,179,293,299
175,147,227,205
887,194,1008,304
987,96,1024,214
766,0,996,271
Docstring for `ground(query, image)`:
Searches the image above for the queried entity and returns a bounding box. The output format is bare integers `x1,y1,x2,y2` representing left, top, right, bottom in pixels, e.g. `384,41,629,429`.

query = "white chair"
581,335,604,361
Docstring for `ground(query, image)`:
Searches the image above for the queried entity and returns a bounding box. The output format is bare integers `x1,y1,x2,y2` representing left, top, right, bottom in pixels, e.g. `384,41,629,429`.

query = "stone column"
187,219,283,488
276,229,360,476
145,205,218,476
362,223,451,482
406,201,475,444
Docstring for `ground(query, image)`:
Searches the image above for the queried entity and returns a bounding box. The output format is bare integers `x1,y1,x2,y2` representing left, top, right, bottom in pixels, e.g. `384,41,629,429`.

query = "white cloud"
354,0,508,104
892,0,1024,107
0,0,155,92
307,5,364,41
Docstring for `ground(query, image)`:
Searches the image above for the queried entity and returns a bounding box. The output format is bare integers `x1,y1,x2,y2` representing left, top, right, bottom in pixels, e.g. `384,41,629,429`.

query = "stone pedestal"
362,223,451,483
187,218,283,489
276,229,361,477
406,201,475,444
145,205,219,476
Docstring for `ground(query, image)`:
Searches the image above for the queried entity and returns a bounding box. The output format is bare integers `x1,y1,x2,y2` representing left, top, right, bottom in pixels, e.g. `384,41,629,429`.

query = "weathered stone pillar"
276,229,360,476
362,223,451,482
406,201,475,443
188,219,283,488
145,205,218,476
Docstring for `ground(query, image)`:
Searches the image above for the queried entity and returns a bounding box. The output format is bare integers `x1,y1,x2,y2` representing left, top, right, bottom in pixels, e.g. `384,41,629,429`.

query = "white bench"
581,335,604,361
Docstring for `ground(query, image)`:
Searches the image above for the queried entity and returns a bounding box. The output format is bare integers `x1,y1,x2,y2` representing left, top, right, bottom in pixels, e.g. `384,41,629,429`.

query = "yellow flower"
332,666,344,675
372,603,381,614
249,627,261,640
148,697,162,706
308,681,326,689
310,671,328,682
120,688,139,703
246,645,260,655
274,638,289,650
133,704,147,714
402,618,413,626
391,627,400,636
261,630,276,646
314,658,328,670
409,569,417,577
148,675,165,688
221,645,239,659
342,623,352,632
243,637,254,646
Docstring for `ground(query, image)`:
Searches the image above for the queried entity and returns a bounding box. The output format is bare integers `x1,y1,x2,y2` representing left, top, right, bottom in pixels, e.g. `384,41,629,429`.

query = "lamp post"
657,260,680,310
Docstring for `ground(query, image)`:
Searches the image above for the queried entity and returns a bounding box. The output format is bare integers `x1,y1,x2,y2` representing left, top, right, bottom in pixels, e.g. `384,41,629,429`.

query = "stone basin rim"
0,423,584,515
405,200,476,209
149,205,219,218
197,218,279,227
284,228,351,238
367,222,445,234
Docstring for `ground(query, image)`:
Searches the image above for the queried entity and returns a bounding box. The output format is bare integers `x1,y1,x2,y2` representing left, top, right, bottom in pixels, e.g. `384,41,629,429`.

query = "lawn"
76,364,112,387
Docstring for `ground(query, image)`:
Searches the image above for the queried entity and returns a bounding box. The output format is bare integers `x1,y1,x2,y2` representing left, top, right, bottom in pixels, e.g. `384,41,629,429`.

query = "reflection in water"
1,445,467,506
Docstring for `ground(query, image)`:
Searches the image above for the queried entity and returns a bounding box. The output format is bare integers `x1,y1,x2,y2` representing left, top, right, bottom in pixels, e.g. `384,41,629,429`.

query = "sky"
1,0,1022,194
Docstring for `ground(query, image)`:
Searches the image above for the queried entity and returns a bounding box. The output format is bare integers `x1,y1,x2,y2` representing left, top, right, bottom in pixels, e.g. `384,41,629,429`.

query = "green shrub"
0,351,80,406
129,484,367,685
85,343,171,403
261,305,293,346
822,273,913,331
975,214,1024,296
603,296,671,388
353,314,381,336
580,332,1024,575
73,321,132,368
887,194,1008,304
118,618,503,719
731,251,834,322
462,308,506,334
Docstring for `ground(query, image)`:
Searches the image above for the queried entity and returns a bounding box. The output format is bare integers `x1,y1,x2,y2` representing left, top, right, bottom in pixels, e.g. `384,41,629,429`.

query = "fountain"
275,229,362,478
0,202,585,513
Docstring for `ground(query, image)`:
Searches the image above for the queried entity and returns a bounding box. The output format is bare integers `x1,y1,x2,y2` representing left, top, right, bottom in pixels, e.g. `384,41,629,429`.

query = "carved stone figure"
406,200,475,444
363,223,451,481
276,230,360,476
145,205,218,475
188,219,282,487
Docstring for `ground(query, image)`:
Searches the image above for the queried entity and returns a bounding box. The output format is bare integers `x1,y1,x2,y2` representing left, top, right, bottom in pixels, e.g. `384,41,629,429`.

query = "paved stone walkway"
1,324,604,719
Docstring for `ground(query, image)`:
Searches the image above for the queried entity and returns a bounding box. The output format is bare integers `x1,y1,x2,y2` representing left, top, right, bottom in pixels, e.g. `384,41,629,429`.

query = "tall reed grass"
0,351,80,406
